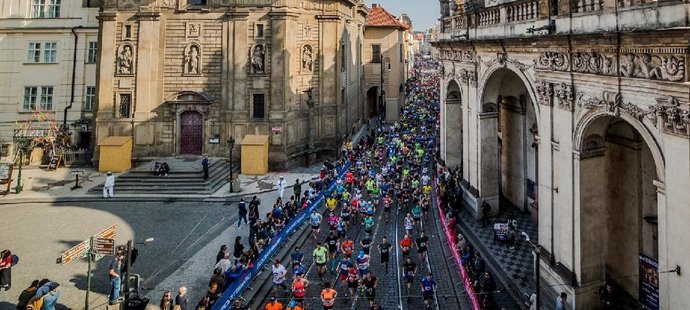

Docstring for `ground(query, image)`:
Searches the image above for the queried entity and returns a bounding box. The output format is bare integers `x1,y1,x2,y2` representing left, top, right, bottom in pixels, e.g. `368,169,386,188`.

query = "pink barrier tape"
434,180,481,310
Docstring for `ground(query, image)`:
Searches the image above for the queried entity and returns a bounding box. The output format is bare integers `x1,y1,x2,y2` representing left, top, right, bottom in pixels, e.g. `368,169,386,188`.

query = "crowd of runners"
259,58,450,310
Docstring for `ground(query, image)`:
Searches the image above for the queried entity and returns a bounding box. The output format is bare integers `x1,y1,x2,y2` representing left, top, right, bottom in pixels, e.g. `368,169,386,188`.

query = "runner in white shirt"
272,260,288,297
310,210,323,241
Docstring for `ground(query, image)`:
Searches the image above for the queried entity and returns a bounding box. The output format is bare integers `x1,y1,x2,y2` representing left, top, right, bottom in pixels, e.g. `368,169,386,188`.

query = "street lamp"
123,237,154,299
522,232,540,309
12,129,32,194
227,137,236,192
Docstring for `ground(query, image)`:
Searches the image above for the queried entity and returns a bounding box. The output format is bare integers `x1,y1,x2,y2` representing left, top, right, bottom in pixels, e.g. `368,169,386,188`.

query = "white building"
0,0,99,160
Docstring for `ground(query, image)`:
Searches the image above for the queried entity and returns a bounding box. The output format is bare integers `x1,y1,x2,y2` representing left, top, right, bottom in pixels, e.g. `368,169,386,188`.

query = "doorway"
179,111,203,155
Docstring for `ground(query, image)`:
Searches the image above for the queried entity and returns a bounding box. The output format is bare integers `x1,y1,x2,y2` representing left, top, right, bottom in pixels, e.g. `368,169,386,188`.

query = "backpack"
11,254,18,266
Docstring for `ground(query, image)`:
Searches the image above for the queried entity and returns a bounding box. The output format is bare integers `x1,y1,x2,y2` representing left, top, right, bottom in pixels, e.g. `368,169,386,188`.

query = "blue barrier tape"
213,162,351,310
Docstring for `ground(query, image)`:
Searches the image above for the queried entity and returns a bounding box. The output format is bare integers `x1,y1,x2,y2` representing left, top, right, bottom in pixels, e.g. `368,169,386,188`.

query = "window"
43,42,57,63
26,42,57,63
119,94,132,118
27,42,41,63
85,86,96,111
40,86,54,110
87,41,98,63
23,87,38,111
341,43,347,71
256,24,264,38
22,86,53,111
371,44,381,63
189,0,207,5
31,0,60,18
252,94,265,119
400,43,404,62
124,25,132,39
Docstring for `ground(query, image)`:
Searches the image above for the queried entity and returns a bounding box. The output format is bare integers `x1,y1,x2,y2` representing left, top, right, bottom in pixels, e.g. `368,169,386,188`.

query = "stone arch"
478,62,540,130
575,112,665,306
446,79,461,100
574,107,665,182
443,78,463,168
183,42,202,75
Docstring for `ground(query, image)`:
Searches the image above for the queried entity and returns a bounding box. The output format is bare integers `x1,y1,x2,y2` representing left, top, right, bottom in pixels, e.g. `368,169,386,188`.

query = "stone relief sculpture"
302,45,313,72
184,44,201,74
303,25,312,40
535,81,553,106
554,82,574,111
117,44,134,75
649,96,690,137
571,52,615,75
534,52,569,71
251,44,265,74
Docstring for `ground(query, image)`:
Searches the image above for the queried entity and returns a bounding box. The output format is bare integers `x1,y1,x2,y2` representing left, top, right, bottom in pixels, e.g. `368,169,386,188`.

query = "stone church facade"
94,0,367,168
435,0,690,308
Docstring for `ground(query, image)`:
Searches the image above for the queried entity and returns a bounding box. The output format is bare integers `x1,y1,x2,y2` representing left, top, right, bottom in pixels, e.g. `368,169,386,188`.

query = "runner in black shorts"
362,273,378,307
325,231,339,259
378,236,392,273
402,257,417,302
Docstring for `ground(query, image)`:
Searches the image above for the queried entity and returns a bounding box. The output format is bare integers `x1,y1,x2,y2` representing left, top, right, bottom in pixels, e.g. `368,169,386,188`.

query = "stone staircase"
91,157,238,196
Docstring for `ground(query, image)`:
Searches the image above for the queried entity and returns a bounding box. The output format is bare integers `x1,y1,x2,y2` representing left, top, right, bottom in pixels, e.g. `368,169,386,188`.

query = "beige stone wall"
364,26,406,122
95,1,367,168
0,0,100,156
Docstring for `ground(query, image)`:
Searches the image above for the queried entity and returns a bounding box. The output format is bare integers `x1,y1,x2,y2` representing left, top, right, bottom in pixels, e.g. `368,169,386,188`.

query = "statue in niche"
302,45,313,72
251,44,265,74
117,45,133,74
185,45,200,74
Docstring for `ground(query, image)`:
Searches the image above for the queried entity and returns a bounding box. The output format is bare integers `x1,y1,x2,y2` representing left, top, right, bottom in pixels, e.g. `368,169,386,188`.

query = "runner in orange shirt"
265,296,284,310
340,236,355,259
320,282,338,310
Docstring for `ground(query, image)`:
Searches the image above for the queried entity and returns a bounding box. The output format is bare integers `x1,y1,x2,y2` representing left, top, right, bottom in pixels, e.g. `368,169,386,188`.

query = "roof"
240,135,269,146
98,136,132,146
366,4,407,29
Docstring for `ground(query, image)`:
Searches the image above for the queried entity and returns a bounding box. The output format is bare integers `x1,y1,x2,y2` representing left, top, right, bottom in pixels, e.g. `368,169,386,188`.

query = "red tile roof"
366,4,407,29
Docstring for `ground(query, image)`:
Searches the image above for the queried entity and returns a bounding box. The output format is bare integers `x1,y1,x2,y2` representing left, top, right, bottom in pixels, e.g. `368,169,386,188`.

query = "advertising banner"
639,254,659,310
214,163,350,310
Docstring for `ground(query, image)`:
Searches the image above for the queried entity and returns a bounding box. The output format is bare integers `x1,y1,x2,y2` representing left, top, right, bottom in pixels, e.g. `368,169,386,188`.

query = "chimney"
372,3,378,8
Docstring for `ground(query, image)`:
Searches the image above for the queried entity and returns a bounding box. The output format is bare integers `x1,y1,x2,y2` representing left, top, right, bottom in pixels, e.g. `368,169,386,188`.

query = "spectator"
216,245,228,264
108,250,124,305
103,171,115,198
175,287,188,310
160,290,173,310
556,291,568,310
16,280,39,310
0,250,12,291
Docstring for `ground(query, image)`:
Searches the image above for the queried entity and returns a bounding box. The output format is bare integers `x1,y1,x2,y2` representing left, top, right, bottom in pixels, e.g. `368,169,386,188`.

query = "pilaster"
134,11,161,120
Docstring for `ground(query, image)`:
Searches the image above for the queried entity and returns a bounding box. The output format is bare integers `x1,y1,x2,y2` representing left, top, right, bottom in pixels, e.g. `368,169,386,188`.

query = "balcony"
435,0,689,42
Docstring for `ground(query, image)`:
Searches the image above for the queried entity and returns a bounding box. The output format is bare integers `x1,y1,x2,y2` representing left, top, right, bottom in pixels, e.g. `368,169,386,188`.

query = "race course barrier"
213,162,350,310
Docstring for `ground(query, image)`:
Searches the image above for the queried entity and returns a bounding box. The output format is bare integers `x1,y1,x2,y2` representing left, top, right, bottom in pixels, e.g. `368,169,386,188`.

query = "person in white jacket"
276,176,286,199
103,171,115,198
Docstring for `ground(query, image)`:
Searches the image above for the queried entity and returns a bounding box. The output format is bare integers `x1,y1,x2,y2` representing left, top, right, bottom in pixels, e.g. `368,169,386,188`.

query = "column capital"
136,11,160,21
97,11,118,22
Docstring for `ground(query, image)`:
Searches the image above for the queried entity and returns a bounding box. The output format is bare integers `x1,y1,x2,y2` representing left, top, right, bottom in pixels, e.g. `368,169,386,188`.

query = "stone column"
444,98,462,168
478,111,499,209
318,14,339,108
226,9,249,112
95,11,118,145
134,11,161,120
269,10,298,114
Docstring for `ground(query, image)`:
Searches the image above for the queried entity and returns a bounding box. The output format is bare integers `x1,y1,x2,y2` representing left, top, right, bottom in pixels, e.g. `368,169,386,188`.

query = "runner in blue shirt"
420,273,437,308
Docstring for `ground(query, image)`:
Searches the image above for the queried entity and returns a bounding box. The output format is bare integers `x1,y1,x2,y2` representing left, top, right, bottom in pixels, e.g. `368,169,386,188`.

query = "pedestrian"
216,245,227,264
293,179,302,202
556,291,568,310
108,250,124,305
16,280,39,310
276,176,287,199
233,236,245,264
481,201,491,226
38,282,60,310
175,286,188,310
202,155,210,180
103,171,115,198
160,290,173,310
0,250,13,291
237,198,248,229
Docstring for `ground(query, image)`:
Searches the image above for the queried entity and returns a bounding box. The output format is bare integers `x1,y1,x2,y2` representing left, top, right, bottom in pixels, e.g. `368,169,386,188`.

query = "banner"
434,180,481,310
213,163,350,310
639,254,659,310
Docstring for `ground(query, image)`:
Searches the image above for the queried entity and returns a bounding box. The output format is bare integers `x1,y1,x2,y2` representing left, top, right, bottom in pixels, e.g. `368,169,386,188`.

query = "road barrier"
434,180,481,310
213,162,350,310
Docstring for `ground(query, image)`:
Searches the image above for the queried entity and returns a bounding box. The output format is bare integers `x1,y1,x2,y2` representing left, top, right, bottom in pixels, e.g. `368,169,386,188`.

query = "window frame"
251,93,266,119
84,86,96,111
255,24,265,38
27,42,42,63
23,87,38,111
87,41,98,63
31,0,60,18
118,93,133,118
43,42,57,63
371,44,381,63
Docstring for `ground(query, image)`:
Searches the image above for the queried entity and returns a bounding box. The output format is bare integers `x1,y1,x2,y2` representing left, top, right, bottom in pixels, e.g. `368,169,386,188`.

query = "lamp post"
123,237,154,299
522,232,540,309
227,137,235,192
12,130,31,194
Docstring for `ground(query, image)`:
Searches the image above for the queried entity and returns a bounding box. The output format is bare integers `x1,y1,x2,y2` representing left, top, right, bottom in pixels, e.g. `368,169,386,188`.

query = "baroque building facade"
94,0,367,168
434,0,690,308
0,0,99,158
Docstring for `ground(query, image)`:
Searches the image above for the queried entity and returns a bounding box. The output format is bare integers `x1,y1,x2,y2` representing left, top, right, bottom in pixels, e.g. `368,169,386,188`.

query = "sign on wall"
639,254,659,310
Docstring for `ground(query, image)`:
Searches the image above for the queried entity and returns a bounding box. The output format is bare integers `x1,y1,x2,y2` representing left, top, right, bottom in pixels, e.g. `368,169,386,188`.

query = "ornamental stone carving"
648,96,690,137
620,53,685,82
554,82,574,111
535,52,569,71
460,69,469,84
183,43,201,75
250,44,266,74
468,70,477,87
302,44,313,72
578,91,649,120
116,43,135,75
536,81,553,106
571,52,615,75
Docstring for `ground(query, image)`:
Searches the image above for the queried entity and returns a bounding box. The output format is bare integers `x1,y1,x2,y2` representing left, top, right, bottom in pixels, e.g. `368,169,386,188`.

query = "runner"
291,274,309,304
320,282,337,310
310,210,323,242
383,194,392,223
362,272,378,307
290,246,303,270
312,241,328,278
340,236,355,259
360,233,373,255
356,250,371,276
402,256,417,302
404,213,415,235
399,233,413,259
378,236,392,273
416,230,429,262
271,260,288,298
345,262,359,299
420,272,437,308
